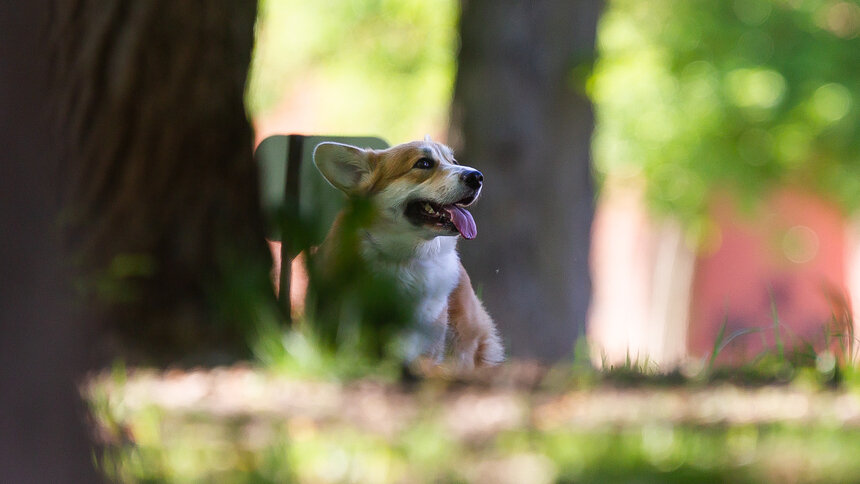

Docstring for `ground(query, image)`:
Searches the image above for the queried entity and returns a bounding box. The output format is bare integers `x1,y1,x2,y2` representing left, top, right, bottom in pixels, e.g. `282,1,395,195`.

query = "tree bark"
53,0,277,364
0,1,99,481
449,0,602,362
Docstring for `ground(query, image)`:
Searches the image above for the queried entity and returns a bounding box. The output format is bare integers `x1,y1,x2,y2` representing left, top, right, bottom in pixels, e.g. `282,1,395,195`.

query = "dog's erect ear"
313,142,372,194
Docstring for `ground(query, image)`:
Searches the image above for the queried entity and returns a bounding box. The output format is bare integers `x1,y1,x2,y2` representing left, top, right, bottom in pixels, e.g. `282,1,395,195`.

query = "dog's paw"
474,331,504,368
453,332,504,371
410,356,451,378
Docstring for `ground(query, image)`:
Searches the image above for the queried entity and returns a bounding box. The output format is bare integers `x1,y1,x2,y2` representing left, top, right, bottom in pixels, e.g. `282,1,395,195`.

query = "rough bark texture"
0,1,99,481
449,0,602,362
54,0,276,364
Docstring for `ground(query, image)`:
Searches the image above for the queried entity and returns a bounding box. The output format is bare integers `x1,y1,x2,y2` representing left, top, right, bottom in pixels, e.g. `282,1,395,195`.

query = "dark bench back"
255,134,390,312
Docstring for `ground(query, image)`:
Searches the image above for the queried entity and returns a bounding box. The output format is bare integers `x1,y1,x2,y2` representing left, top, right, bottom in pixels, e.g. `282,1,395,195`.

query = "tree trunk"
449,0,602,362
0,1,99,481
54,0,277,364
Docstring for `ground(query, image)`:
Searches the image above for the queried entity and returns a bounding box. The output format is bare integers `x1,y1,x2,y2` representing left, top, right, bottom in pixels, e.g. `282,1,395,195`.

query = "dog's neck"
360,228,458,265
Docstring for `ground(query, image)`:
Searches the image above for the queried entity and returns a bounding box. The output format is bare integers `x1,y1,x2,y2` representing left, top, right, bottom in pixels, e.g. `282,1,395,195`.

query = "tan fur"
362,141,459,195
267,240,308,320
448,263,504,369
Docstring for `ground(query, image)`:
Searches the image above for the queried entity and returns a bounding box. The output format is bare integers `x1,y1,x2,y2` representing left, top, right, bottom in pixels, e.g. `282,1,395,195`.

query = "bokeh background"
250,0,457,143
250,0,860,366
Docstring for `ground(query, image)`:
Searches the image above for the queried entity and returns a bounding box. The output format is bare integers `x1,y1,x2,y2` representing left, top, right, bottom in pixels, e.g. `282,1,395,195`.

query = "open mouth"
404,196,478,239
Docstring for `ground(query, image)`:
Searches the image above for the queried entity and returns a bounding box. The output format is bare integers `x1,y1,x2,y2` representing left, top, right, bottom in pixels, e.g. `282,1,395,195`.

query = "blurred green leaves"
591,0,860,228
252,196,417,380
247,0,457,141
302,197,417,363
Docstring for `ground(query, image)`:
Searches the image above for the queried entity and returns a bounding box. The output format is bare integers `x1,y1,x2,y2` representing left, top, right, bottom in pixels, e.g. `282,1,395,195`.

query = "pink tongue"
445,205,477,239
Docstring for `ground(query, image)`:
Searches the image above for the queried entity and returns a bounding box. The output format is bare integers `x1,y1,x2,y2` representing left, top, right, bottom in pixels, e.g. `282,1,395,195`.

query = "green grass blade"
769,289,784,360
708,317,728,373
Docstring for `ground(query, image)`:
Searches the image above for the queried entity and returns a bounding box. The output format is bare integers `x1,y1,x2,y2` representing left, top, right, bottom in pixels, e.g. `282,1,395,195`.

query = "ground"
88,359,860,483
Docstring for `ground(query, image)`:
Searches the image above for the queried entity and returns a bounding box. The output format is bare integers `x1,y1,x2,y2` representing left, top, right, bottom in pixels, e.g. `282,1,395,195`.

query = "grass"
91,397,860,483
86,311,860,483
87,364,860,483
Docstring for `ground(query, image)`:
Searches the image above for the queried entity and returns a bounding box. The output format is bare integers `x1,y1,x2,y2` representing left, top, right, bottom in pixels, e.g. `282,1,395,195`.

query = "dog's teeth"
424,203,434,214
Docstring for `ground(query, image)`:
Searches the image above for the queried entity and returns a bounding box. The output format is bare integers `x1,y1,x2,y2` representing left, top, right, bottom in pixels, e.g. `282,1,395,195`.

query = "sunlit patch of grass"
89,368,860,483
253,321,402,382
88,336,860,484
87,307,860,483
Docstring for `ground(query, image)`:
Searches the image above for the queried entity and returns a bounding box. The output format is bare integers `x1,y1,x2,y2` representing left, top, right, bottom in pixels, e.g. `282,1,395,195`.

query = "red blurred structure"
590,183,857,368
689,189,851,363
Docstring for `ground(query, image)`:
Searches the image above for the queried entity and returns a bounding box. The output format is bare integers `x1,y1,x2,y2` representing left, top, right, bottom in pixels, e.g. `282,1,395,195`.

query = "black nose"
460,170,483,189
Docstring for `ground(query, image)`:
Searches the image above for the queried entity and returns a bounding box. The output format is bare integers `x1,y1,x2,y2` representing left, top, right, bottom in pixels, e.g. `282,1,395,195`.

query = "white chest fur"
395,237,460,325
360,234,460,357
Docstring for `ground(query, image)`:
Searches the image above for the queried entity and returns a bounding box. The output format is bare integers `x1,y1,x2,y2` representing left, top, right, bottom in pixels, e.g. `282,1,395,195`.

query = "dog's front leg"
402,306,448,365
448,263,504,370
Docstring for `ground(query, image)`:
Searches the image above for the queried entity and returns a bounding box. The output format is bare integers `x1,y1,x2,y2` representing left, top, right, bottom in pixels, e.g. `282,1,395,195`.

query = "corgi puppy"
310,138,504,370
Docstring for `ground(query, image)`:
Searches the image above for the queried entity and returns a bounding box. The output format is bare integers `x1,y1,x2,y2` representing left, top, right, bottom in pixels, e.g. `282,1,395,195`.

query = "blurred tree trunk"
54,0,277,364
449,0,602,362
0,1,99,481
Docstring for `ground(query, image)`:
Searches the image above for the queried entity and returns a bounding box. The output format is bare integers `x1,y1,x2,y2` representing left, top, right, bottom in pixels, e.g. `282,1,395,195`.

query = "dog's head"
313,138,483,240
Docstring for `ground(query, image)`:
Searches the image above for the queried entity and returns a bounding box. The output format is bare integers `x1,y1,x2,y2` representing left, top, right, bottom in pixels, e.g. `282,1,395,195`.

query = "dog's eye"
413,157,435,170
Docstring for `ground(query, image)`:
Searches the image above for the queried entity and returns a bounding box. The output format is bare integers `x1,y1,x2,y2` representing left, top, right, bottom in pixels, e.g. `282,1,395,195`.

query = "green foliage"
247,0,458,141
252,196,418,380
591,0,860,230
302,197,418,363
